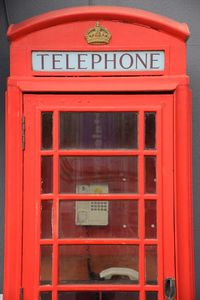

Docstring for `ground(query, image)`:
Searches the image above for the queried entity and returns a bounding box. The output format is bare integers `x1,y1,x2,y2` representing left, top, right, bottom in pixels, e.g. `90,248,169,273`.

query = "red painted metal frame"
22,94,173,300
174,85,194,300
4,86,23,300
4,6,194,300
4,77,194,300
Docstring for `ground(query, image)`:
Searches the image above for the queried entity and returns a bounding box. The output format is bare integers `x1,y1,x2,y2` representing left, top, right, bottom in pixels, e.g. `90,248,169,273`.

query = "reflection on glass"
60,112,138,149
145,245,157,285
41,156,53,194
40,292,52,300
102,292,139,300
145,200,157,239
145,156,156,194
58,292,99,300
58,292,139,300
145,112,156,149
42,112,53,149
58,245,139,284
40,245,52,285
59,156,138,194
41,201,53,239
59,200,138,238
146,292,158,300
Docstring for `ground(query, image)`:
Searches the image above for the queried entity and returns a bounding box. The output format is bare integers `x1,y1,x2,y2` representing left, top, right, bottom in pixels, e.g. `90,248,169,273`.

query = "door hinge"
20,287,23,300
22,116,25,150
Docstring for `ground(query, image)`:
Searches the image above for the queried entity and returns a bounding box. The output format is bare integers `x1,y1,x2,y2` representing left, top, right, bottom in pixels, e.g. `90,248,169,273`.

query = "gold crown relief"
85,22,111,45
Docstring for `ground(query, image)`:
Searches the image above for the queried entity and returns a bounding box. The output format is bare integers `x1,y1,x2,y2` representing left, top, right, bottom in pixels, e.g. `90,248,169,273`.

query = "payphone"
4,6,194,300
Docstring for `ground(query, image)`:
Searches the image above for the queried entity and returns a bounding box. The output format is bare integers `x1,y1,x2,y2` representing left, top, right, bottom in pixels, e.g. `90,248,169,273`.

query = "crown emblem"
85,22,111,45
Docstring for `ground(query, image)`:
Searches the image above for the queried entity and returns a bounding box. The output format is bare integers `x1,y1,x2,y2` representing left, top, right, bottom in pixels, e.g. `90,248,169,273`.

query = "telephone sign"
32,50,165,72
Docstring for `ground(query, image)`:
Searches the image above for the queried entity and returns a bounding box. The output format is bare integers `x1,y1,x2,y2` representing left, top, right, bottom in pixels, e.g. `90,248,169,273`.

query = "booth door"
23,94,174,300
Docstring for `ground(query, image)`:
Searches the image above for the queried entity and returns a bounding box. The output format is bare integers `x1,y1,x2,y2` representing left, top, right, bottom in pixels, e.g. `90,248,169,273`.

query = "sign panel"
32,51,165,72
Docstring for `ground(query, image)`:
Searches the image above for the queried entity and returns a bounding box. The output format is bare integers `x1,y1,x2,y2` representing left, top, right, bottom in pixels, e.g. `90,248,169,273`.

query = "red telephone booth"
4,6,194,300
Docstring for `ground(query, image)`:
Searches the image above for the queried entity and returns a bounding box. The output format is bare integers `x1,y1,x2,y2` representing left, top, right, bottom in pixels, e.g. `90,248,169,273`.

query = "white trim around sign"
32,50,165,72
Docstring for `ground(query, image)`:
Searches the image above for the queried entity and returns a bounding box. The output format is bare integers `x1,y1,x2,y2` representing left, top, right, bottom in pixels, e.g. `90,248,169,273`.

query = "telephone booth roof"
7,6,190,78
7,6,190,41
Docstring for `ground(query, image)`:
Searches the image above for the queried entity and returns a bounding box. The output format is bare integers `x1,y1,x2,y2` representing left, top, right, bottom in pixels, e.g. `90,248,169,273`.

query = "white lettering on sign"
32,51,165,72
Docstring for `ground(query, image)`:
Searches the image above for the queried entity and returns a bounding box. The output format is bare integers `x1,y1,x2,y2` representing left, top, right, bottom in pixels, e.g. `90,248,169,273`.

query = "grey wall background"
0,0,200,298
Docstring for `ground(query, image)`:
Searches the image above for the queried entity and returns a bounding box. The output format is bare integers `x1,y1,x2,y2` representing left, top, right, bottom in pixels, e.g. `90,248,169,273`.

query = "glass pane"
41,200,53,239
58,292,139,300
145,245,157,285
59,156,138,194
58,292,99,300
146,292,158,300
59,245,139,284
40,292,52,300
42,112,53,149
59,200,138,238
60,112,138,149
145,112,156,149
145,200,157,239
40,245,52,285
41,156,53,194
102,292,139,300
145,156,156,194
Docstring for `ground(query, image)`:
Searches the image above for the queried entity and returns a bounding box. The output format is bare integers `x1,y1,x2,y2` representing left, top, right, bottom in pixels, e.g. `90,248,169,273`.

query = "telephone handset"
99,267,139,281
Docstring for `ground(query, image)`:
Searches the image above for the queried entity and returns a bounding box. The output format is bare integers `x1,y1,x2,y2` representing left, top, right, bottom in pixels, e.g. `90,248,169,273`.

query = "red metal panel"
7,7,188,77
174,85,195,299
7,76,190,93
23,98,40,300
4,86,23,300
